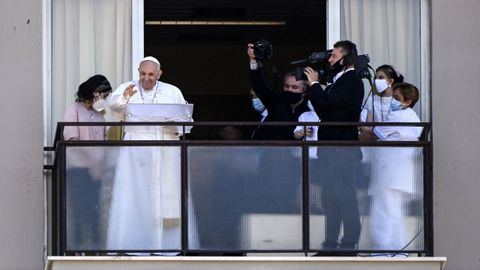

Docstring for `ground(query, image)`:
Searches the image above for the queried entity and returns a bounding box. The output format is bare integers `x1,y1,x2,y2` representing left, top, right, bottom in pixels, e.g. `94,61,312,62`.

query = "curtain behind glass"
340,0,421,115
52,0,132,138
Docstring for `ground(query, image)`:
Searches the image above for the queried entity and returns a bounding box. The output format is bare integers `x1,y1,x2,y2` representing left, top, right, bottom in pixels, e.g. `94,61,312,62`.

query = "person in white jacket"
360,83,423,253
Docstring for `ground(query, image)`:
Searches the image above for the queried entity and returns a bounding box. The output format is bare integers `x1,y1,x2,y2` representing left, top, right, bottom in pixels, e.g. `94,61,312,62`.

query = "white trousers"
369,189,409,250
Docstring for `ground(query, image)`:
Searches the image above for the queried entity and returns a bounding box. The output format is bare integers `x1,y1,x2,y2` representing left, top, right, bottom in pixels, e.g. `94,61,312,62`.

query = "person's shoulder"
158,81,182,92
339,70,363,85
118,80,135,86
65,101,77,109
113,80,136,93
404,108,421,122
63,102,80,120
386,108,419,122
363,95,373,109
343,69,358,78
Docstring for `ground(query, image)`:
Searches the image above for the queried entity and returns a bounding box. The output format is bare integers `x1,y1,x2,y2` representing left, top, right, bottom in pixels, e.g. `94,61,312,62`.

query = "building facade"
0,0,479,269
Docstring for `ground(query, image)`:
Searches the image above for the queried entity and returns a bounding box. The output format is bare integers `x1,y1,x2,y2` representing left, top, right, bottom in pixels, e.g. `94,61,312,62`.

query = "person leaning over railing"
62,74,112,251
359,83,423,254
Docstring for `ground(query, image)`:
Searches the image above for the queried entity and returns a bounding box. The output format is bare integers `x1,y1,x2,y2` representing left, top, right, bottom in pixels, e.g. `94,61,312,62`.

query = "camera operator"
247,43,309,140
304,40,364,253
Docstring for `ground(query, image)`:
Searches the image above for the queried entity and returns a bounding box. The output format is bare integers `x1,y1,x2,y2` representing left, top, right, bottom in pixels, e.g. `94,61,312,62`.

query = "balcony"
44,121,433,257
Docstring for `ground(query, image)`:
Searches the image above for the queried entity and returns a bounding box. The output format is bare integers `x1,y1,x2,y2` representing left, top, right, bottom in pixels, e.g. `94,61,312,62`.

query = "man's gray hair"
284,72,308,90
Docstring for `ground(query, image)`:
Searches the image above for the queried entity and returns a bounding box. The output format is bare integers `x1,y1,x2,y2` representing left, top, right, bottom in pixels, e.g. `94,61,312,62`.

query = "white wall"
432,1,480,269
0,0,44,269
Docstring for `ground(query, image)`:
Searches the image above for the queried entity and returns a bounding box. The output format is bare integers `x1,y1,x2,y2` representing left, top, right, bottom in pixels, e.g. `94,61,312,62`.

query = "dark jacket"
307,70,364,141
250,67,309,140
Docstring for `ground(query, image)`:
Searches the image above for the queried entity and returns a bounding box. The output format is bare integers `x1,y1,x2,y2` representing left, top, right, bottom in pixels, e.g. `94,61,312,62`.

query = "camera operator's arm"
303,67,327,114
247,44,277,102
304,67,320,87
247,44,257,66
306,68,363,111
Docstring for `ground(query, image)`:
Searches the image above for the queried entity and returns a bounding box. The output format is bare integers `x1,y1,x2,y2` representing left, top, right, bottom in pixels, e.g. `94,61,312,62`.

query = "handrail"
44,121,431,170
53,121,431,127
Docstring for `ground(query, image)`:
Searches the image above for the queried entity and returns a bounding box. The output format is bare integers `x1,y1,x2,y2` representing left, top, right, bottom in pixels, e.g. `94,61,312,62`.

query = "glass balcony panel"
65,145,182,251
309,146,424,251
188,146,303,250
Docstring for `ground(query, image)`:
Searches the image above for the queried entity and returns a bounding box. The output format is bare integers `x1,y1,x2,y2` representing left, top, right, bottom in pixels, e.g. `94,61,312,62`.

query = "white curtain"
340,0,423,116
51,0,132,140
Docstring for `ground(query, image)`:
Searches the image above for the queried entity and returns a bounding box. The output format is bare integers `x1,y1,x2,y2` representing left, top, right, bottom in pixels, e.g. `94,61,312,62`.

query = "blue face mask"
252,98,266,112
390,98,404,111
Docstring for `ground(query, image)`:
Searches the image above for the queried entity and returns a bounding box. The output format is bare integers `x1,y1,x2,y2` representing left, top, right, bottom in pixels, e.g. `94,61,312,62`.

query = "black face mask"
283,91,303,104
328,56,345,79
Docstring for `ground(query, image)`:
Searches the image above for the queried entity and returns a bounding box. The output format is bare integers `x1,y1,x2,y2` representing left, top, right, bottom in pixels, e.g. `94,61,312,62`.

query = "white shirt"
294,110,320,159
360,95,393,122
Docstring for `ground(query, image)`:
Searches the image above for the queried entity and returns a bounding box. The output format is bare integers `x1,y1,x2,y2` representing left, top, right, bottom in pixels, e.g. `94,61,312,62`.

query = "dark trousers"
317,147,362,249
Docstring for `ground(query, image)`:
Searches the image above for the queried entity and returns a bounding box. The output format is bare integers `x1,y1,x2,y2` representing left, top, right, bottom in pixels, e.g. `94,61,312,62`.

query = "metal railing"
44,121,432,256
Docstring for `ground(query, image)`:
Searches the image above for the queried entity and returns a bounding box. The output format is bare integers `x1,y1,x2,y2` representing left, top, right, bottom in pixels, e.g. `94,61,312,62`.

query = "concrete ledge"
45,256,446,270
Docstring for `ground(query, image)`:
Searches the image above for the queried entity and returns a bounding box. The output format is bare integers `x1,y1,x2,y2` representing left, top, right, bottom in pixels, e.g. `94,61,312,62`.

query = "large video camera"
291,51,371,81
251,39,273,61
291,50,332,81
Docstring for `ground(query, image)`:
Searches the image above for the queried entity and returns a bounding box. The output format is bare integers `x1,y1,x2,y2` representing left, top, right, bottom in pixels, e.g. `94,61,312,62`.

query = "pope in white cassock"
106,56,192,251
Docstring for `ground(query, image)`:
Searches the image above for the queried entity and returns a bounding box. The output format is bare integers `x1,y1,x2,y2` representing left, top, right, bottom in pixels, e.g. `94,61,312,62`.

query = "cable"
389,227,424,257
360,65,375,110
357,226,425,257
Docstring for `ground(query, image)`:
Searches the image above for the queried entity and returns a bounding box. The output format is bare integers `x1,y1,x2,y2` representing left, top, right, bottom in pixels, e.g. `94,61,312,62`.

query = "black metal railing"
44,121,432,256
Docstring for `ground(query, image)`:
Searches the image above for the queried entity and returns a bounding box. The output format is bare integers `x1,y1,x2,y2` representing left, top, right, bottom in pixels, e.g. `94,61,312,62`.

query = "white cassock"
369,107,423,250
106,80,194,251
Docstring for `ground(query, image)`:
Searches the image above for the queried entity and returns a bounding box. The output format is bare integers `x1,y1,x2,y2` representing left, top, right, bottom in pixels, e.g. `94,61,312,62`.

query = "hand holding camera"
247,44,256,63
304,67,319,86
247,39,273,62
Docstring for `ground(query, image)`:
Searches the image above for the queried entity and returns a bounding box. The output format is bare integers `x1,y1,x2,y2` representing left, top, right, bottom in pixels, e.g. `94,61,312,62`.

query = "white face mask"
92,98,107,112
375,79,390,93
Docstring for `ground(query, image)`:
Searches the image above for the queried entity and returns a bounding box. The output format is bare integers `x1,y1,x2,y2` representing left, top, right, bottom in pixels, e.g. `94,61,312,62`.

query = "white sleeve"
108,82,133,113
373,111,404,141
294,112,308,133
360,96,372,122
250,62,261,70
